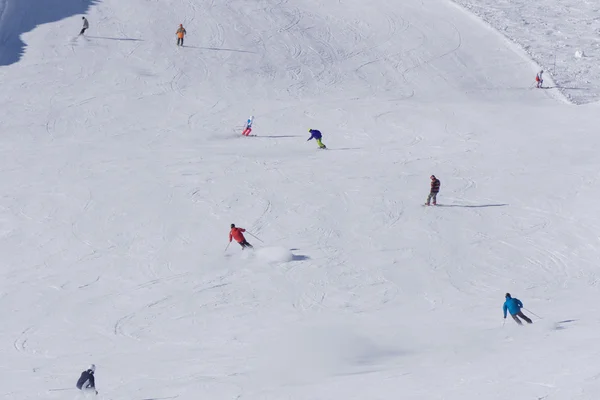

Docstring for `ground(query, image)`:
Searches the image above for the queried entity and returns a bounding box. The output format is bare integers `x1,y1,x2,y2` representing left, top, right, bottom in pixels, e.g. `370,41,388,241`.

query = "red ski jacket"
229,227,246,242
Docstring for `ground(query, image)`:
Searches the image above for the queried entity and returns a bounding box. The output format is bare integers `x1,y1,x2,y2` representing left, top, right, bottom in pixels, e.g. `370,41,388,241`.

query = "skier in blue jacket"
307,129,327,149
503,293,532,325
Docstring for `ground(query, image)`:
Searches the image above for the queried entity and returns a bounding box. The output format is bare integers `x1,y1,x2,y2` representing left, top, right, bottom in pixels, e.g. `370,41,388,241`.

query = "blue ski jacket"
308,129,322,140
503,297,523,317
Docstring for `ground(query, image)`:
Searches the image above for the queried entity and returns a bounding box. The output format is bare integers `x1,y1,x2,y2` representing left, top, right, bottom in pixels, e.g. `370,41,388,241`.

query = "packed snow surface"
1,0,600,399
453,0,600,104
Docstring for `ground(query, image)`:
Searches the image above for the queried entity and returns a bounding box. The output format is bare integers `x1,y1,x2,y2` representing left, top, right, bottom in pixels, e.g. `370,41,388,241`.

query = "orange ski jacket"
229,227,246,242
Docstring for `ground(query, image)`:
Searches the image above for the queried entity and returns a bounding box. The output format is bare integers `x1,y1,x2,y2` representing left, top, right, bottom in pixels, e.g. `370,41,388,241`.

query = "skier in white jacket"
535,70,544,88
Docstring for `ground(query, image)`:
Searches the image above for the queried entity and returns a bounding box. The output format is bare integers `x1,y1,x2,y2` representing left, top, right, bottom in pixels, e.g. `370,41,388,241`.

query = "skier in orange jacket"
229,224,253,249
176,24,187,47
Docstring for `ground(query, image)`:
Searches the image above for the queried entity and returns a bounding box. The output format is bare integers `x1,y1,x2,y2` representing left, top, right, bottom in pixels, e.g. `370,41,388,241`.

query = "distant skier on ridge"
79,17,89,36
176,24,187,47
229,224,253,250
535,70,544,88
307,129,326,149
76,364,98,394
503,293,532,325
425,175,440,206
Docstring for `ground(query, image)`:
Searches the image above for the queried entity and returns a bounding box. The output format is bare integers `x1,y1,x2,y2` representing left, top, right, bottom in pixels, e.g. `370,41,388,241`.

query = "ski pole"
502,319,506,327
524,308,542,319
224,242,231,253
246,231,264,243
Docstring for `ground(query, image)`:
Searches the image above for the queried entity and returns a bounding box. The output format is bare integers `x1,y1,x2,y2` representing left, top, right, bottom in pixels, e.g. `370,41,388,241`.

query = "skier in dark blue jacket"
76,364,98,394
503,293,532,325
307,129,326,149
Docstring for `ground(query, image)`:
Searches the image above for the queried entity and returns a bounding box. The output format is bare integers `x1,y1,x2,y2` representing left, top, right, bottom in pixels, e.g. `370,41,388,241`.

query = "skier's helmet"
88,364,96,373
430,175,436,180
308,129,312,132
231,224,235,228
82,16,85,19
180,24,183,27
505,293,511,299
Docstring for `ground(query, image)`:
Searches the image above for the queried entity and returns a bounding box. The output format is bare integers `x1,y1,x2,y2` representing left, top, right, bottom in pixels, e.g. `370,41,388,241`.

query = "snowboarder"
176,24,187,46
307,129,326,149
242,116,254,136
536,70,544,88
79,17,89,36
76,364,98,394
229,224,253,249
425,175,440,206
503,293,532,325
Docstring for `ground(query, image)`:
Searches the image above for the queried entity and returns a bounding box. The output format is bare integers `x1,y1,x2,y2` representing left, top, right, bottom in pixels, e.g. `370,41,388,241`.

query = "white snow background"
1,0,600,399
452,0,600,104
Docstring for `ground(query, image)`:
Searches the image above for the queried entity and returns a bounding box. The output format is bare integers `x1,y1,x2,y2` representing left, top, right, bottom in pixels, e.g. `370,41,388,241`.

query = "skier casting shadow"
176,24,187,46
76,364,98,395
79,17,89,36
229,224,253,250
425,175,440,206
307,129,327,149
503,293,533,325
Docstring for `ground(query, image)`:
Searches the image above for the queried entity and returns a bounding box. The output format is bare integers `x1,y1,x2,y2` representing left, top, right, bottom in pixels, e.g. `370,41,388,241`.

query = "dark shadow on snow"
140,397,179,400
436,204,508,208
0,0,101,66
257,135,302,138
326,147,363,151
541,86,590,90
87,36,143,42
554,320,577,330
292,254,310,261
183,46,257,54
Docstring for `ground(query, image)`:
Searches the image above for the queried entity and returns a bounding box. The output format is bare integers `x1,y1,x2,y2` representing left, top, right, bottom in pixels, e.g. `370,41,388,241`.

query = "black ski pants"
238,240,253,249
177,37,184,46
79,28,87,35
511,311,532,325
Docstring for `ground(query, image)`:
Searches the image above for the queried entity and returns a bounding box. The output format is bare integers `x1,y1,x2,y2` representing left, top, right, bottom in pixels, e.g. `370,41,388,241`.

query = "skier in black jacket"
76,364,98,394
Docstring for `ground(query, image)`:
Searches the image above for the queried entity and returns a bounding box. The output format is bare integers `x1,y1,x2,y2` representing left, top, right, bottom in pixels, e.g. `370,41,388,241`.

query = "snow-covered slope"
1,0,600,399
452,0,600,104
0,0,100,66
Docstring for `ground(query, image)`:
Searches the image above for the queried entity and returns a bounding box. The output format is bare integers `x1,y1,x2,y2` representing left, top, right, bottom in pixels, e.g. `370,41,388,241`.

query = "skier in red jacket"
229,224,253,249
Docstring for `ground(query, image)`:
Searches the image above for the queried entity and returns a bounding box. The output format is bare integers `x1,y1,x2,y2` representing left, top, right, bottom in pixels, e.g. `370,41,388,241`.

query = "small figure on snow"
79,17,89,36
425,175,440,206
176,24,187,46
307,129,326,149
229,224,253,250
242,116,254,136
503,293,532,325
535,70,544,88
76,364,98,394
